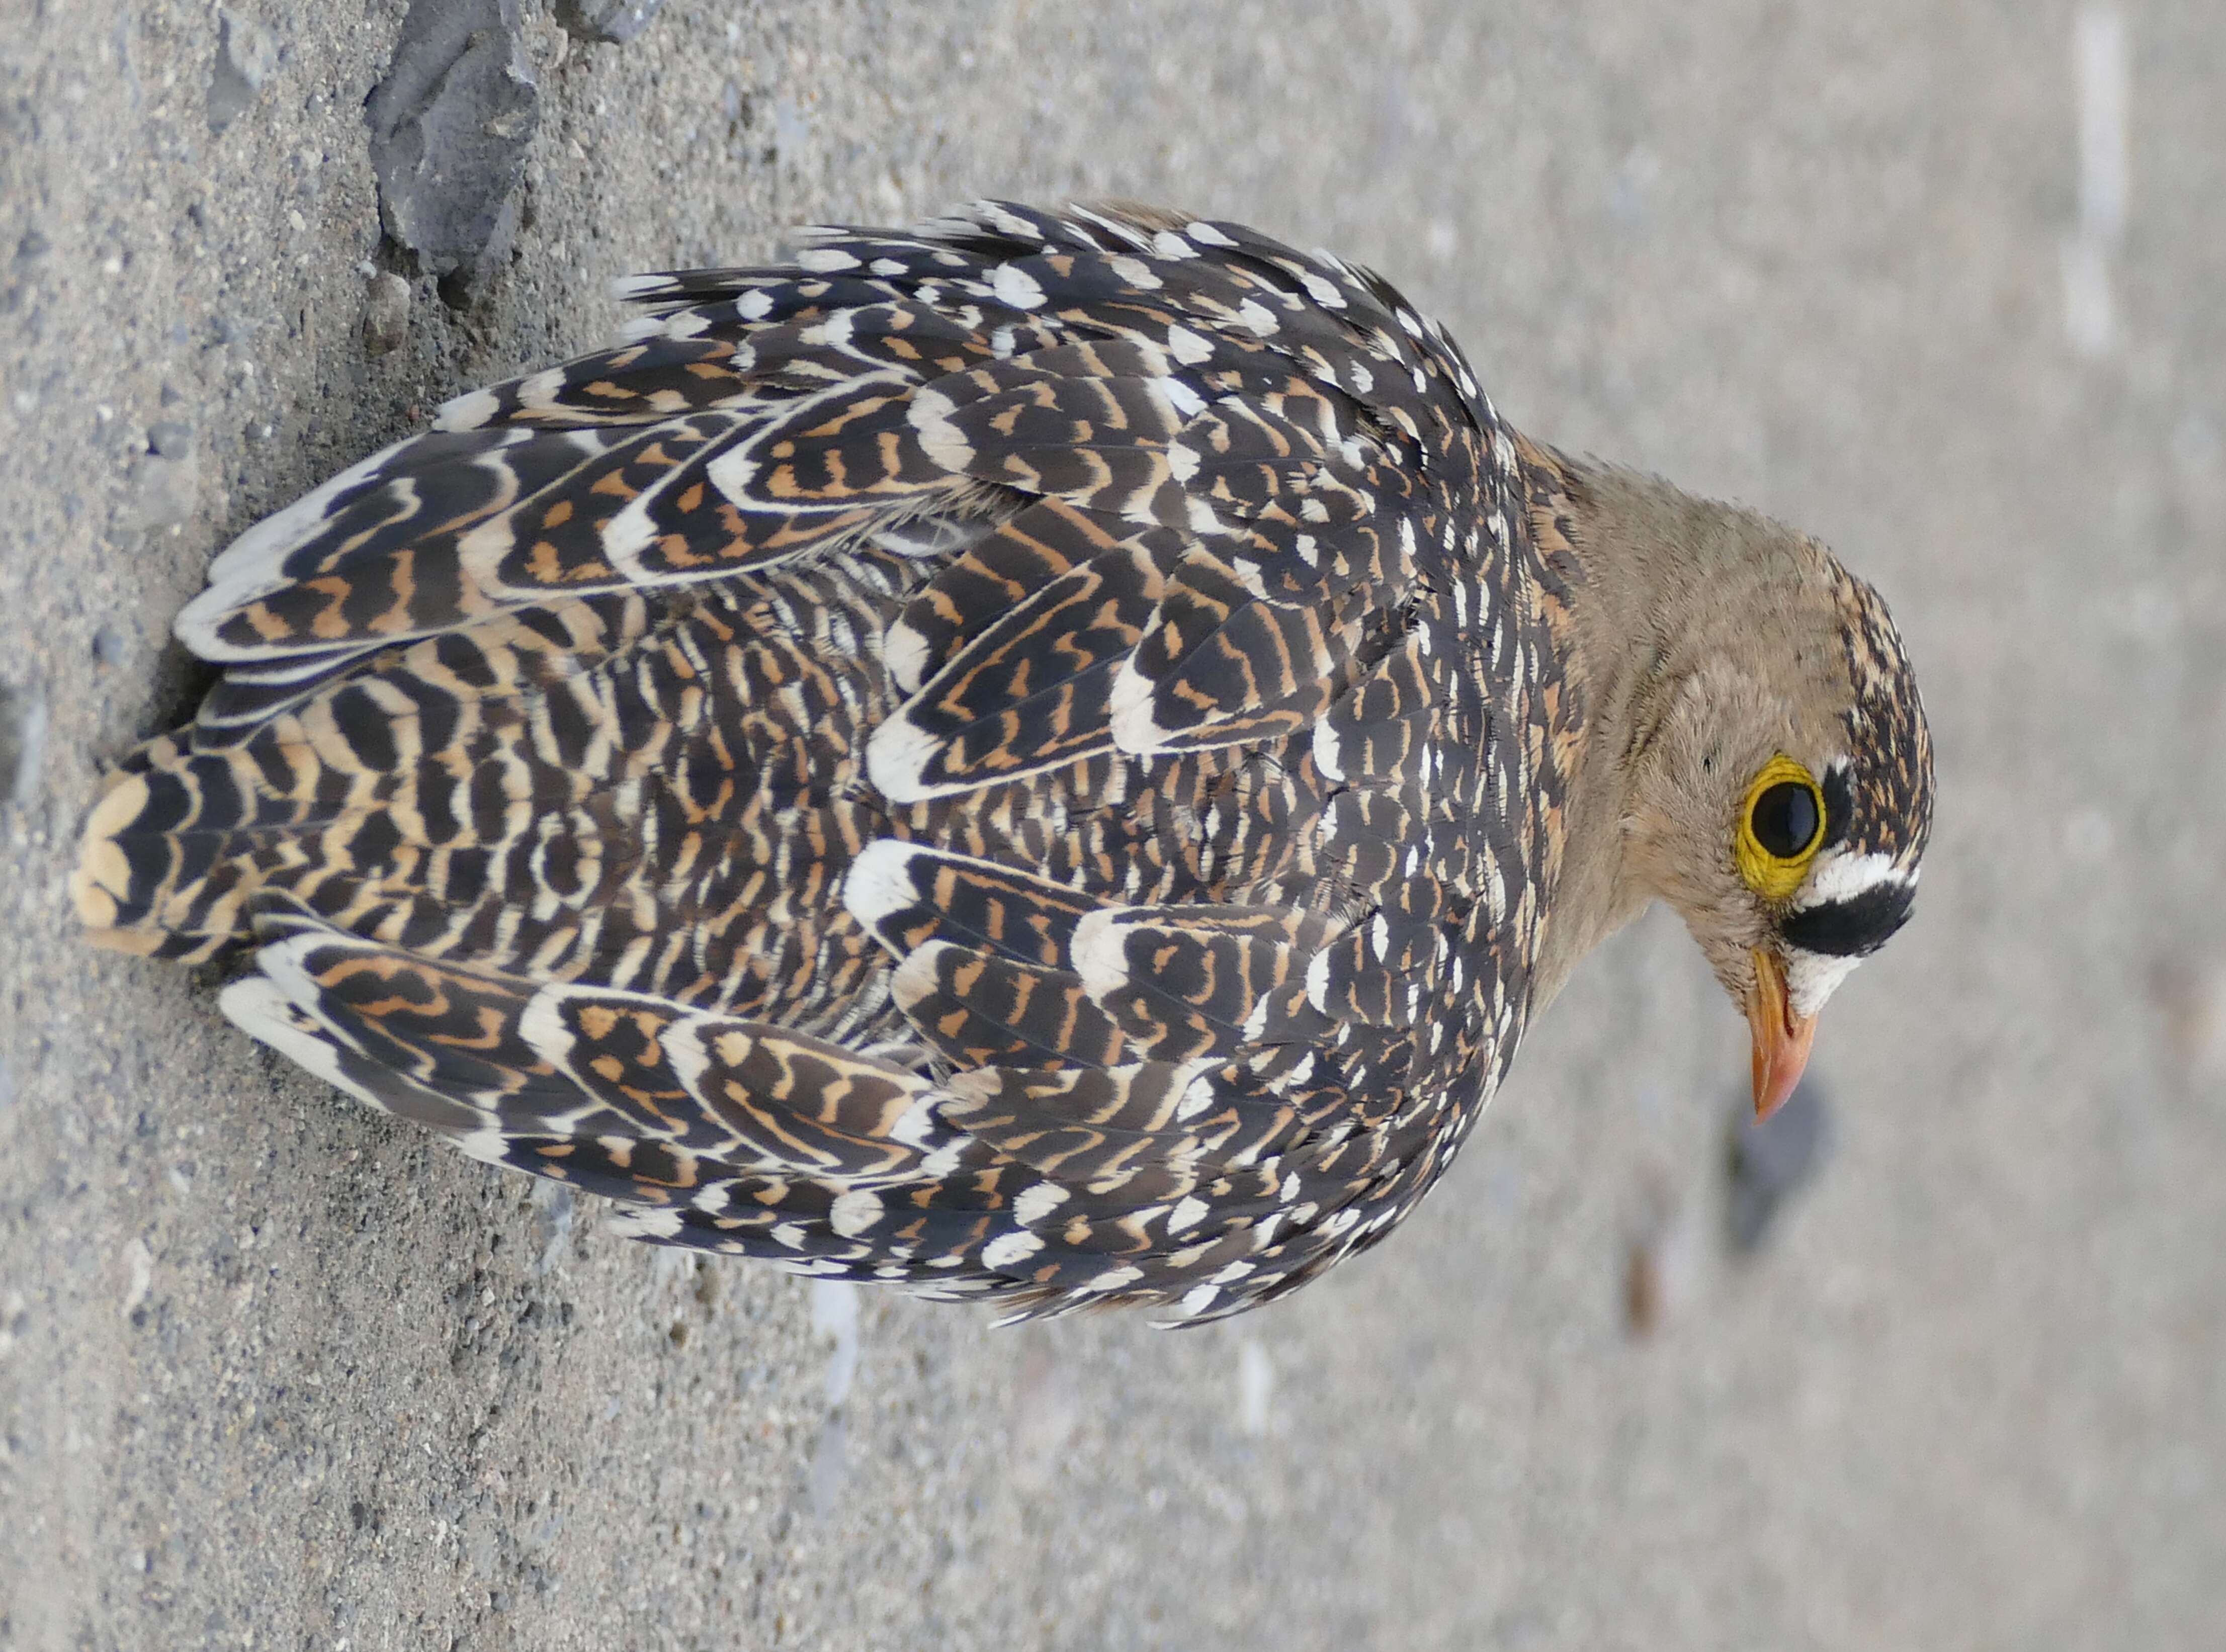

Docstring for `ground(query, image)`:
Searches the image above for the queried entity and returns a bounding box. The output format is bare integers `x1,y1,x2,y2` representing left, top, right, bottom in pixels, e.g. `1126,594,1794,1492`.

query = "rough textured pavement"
4,3,2221,1647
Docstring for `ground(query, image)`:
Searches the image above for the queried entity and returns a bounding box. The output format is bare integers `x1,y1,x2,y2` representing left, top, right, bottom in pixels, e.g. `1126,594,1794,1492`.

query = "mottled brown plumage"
73,201,1931,1322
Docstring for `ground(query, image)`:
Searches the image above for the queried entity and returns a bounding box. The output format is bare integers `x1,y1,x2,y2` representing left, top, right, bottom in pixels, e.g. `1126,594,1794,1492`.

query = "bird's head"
1604,501,1934,1119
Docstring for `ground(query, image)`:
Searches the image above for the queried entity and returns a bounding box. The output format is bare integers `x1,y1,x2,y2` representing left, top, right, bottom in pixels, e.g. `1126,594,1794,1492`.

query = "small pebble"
93,626,130,668
147,419,194,458
556,0,670,44
131,449,201,531
1623,1173,1696,1336
362,273,411,357
121,1238,154,1318
366,0,540,296
1725,1076,1833,1255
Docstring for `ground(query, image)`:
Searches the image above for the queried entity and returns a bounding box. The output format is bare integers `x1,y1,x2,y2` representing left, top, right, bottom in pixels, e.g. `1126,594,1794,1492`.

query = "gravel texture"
3,2,2221,1648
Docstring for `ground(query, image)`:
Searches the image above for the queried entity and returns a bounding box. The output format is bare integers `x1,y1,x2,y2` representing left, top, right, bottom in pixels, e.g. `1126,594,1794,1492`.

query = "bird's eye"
1750,781,1819,859
1736,755,1826,900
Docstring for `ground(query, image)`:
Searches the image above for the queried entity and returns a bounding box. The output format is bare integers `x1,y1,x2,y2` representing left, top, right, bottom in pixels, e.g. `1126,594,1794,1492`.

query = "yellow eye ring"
1736,754,1826,901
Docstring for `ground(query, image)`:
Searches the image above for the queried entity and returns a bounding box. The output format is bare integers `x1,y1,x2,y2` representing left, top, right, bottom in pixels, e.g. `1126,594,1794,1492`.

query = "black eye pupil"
1751,781,1819,858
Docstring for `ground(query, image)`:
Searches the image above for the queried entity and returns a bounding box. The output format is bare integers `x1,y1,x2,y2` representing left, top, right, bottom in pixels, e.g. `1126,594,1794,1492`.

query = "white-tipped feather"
609,271,678,301
607,1207,687,1240
1163,324,1213,365
218,971,374,1108
830,1189,885,1238
988,263,1047,310
516,986,581,1071
1068,909,1132,1004
880,619,933,697
981,1230,1044,1268
1160,376,1207,420
1012,1182,1070,1226
841,839,926,935
888,1095,945,1152
864,715,946,805
1107,659,1168,754
907,384,974,473
1312,717,1347,782
179,443,417,654
434,386,504,431
1168,1195,1210,1234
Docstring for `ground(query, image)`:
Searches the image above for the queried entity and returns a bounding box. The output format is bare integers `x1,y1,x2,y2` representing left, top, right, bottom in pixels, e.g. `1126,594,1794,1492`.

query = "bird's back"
73,201,1578,1321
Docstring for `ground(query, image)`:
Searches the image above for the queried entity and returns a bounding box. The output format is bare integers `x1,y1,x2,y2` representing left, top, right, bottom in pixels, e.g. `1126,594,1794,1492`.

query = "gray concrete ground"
4,2,2222,1646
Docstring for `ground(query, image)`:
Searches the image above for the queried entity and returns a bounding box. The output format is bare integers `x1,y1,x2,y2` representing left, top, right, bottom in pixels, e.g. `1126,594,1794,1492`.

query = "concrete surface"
3,2,2221,1647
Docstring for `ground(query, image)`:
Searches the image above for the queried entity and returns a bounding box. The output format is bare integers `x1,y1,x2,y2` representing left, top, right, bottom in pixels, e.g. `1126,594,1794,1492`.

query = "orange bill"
1746,947,1817,1120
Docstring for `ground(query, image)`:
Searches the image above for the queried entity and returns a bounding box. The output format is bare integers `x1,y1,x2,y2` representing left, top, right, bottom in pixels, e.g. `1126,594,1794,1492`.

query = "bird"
71,200,1932,1324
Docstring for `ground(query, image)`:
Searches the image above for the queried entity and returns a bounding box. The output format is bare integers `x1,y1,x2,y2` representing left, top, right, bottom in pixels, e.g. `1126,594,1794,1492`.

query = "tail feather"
72,740,272,960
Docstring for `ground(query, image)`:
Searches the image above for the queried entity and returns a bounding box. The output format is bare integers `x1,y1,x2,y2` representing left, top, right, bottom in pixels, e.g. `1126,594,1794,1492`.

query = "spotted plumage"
73,201,1931,1323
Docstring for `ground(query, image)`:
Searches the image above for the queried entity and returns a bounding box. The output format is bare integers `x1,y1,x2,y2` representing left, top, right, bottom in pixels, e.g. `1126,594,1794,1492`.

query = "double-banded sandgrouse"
73,201,1933,1323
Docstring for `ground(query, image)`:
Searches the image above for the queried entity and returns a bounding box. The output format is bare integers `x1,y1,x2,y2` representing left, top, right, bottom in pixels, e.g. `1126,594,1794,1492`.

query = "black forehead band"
1780,878,1917,958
